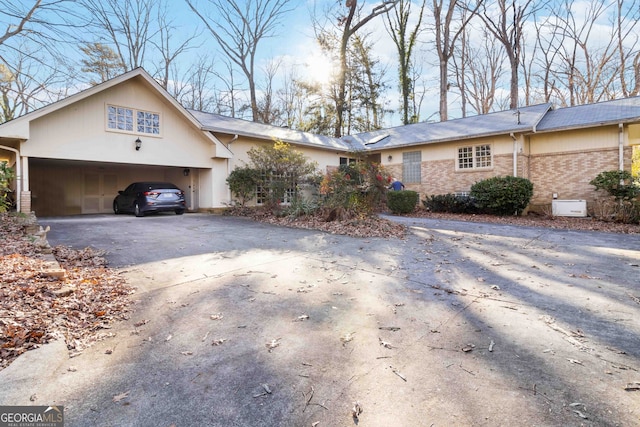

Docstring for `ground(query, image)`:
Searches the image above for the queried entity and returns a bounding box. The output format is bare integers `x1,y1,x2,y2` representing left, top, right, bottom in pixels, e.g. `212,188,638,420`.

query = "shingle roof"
342,103,553,150
188,110,349,151
535,96,640,132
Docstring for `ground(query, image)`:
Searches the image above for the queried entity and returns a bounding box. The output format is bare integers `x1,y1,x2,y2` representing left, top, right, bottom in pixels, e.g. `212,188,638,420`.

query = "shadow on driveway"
1,213,639,426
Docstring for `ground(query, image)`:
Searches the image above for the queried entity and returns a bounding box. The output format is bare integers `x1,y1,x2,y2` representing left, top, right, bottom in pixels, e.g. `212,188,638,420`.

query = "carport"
28,158,202,216
0,69,233,217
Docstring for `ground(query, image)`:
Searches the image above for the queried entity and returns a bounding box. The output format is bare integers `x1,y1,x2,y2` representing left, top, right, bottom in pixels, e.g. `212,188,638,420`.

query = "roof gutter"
0,144,21,212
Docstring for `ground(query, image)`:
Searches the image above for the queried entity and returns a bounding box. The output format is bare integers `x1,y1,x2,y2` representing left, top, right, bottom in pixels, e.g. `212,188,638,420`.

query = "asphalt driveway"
1,213,639,426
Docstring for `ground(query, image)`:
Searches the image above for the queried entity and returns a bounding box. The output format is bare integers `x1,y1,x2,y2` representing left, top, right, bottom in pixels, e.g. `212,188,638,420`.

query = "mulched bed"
238,207,640,237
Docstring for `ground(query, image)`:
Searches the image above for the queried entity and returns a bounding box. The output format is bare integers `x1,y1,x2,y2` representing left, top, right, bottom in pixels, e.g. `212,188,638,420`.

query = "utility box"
552,199,587,217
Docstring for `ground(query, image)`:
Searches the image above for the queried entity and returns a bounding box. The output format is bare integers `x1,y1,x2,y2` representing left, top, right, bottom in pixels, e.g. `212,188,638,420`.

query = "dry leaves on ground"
234,207,639,238
241,209,407,239
0,213,134,370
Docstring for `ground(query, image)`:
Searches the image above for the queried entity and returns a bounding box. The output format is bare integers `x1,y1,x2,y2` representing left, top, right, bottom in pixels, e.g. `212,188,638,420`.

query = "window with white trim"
402,151,421,183
107,105,160,135
457,144,492,169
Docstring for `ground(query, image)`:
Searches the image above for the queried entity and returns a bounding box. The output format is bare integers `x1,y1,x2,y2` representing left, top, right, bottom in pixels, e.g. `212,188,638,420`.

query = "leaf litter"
0,213,134,370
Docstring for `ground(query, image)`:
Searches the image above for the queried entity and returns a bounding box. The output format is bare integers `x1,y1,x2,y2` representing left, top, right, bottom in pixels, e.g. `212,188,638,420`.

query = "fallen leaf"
352,401,363,419
265,338,280,352
379,337,395,349
112,391,129,403
340,332,355,345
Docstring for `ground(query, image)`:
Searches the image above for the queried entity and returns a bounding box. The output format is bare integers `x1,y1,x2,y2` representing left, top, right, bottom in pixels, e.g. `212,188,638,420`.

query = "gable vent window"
402,151,422,183
457,144,492,170
107,105,160,135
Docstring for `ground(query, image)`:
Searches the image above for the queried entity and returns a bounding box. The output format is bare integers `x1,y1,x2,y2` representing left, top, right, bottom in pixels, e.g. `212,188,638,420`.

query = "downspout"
226,135,238,203
0,144,21,212
618,123,624,171
510,133,517,177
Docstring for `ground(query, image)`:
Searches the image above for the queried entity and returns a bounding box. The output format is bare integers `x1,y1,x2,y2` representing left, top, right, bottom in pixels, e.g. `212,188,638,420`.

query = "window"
402,151,421,183
339,157,357,165
107,105,160,135
256,171,296,205
457,144,492,169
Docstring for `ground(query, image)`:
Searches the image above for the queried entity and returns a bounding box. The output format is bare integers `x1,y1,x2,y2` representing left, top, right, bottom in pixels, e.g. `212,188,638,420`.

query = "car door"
120,183,139,212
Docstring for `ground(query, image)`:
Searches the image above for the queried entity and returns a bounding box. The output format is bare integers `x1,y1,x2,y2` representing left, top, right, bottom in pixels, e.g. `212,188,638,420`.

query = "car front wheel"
175,209,184,215
134,202,144,217
113,201,120,214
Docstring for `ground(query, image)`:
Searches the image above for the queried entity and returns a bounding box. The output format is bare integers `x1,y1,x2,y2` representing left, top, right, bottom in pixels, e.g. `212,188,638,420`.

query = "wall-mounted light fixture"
387,155,393,162
135,138,142,151
183,168,190,177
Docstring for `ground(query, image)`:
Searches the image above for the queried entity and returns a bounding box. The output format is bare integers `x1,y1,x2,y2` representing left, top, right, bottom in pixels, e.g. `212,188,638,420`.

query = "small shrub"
226,166,259,206
589,170,639,200
423,193,477,213
591,196,640,224
320,160,391,218
285,196,319,218
470,176,533,215
387,190,419,214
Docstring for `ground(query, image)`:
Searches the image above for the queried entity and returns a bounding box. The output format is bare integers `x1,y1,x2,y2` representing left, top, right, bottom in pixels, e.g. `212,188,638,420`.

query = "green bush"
387,190,419,214
589,170,639,200
226,166,260,206
470,176,533,215
0,162,15,213
423,193,477,213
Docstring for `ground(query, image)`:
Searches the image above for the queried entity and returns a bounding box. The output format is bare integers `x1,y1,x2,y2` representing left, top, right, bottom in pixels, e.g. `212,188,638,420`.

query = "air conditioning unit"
552,199,587,217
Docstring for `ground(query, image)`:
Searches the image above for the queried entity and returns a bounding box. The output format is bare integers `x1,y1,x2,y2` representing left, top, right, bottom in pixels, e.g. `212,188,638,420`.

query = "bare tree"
550,0,620,106
151,3,199,90
479,0,537,110
431,0,482,121
530,9,565,104
185,0,293,122
0,1,42,46
455,27,506,114
615,0,640,97
0,47,70,121
80,0,156,71
0,1,82,122
256,58,283,125
385,0,426,125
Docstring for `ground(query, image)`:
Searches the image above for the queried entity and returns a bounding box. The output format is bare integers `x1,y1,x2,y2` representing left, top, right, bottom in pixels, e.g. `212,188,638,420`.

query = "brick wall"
528,147,633,208
407,154,514,197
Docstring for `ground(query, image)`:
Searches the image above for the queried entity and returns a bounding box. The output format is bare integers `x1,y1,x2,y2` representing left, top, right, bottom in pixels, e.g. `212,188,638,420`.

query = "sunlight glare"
304,51,335,86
